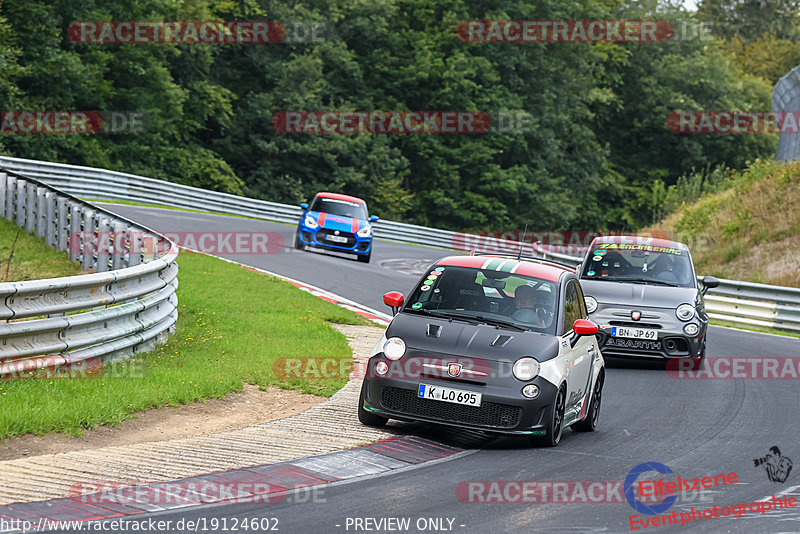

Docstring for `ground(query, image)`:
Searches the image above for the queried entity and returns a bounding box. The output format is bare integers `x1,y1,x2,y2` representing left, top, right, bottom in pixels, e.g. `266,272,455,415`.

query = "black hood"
580,279,699,307
386,312,560,363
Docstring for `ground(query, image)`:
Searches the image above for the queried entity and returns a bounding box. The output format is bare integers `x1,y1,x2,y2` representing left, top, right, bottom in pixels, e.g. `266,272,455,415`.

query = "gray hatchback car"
578,236,719,364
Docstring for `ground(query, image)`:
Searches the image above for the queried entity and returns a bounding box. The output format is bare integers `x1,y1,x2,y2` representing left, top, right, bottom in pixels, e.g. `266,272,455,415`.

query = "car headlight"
676,304,695,321
304,215,318,229
513,357,540,381
585,296,598,314
356,225,372,238
383,337,406,360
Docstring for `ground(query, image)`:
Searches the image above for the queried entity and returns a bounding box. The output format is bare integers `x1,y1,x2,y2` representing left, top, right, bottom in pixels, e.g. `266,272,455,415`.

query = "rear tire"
530,386,566,447
358,382,387,427
357,251,371,263
294,234,305,251
573,371,603,432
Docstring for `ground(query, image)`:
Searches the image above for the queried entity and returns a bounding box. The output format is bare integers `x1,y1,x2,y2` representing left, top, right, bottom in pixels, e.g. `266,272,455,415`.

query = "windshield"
309,197,368,219
580,243,695,287
403,265,559,333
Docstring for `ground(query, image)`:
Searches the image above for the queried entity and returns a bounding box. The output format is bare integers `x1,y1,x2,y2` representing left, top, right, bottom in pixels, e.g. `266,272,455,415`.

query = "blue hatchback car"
295,192,379,263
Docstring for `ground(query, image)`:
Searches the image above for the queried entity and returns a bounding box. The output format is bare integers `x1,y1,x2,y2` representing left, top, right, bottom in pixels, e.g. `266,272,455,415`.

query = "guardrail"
701,278,800,334
1,155,798,335
0,168,178,378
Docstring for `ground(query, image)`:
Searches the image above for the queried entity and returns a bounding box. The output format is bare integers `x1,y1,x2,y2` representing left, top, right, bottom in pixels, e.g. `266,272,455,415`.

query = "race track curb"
0,325,393,506
0,436,461,531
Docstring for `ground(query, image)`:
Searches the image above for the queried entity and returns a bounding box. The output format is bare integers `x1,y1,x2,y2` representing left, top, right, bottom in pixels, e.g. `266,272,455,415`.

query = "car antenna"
516,224,529,261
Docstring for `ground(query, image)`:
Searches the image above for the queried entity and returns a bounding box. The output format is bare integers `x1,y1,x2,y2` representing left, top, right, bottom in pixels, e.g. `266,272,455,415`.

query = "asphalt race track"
86,204,800,533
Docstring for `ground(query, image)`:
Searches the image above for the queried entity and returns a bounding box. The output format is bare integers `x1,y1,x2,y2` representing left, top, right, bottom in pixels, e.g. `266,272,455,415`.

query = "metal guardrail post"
25,181,36,233
68,201,82,263
96,216,111,272
56,197,68,251
0,173,5,221
35,186,46,238
45,192,56,247
112,220,127,270
81,208,96,271
15,178,25,227
3,174,14,221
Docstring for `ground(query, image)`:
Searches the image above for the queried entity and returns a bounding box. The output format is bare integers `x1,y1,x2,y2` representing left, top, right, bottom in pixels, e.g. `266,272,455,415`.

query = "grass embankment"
0,250,368,438
82,198,291,225
648,158,800,287
0,218,83,282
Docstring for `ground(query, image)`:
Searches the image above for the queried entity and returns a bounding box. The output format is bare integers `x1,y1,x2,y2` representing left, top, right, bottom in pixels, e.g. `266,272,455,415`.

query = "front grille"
316,229,356,247
609,321,662,329
380,386,521,429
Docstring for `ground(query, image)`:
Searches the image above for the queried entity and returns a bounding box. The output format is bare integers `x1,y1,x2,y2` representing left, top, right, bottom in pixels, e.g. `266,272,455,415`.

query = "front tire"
294,233,305,251
530,386,566,447
357,251,371,263
358,382,387,427
573,371,603,432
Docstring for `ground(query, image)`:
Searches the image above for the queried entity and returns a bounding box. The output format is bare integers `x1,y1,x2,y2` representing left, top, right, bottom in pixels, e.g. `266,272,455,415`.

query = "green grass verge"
710,319,800,339
0,250,369,438
0,218,83,282
83,198,294,226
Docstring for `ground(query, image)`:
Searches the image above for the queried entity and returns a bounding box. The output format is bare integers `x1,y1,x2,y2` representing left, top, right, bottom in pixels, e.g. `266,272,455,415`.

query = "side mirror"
700,275,719,295
369,215,379,222
383,291,404,315
573,319,599,336
300,203,308,211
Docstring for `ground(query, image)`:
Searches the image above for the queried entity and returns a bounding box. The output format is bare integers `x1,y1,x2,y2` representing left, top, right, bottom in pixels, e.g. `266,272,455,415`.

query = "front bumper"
297,225,371,255
590,307,705,359
360,355,558,434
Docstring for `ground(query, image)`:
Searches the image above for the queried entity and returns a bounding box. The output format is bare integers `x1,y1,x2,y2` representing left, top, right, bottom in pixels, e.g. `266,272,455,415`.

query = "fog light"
522,384,540,399
684,323,699,336
376,362,389,376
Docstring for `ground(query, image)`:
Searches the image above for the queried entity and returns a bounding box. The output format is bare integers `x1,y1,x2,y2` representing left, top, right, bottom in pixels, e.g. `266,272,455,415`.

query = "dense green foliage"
0,0,787,231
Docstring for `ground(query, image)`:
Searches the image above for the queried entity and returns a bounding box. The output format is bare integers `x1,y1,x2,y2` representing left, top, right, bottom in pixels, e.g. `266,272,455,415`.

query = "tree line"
0,0,795,231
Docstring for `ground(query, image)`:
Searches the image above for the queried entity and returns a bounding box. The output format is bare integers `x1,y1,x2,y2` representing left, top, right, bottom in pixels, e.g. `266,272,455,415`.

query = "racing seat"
451,282,489,312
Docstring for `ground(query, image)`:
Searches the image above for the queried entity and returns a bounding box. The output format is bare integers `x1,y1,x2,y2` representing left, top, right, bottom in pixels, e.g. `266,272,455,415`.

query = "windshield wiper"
618,278,680,287
426,310,526,331
403,307,435,316
474,316,527,331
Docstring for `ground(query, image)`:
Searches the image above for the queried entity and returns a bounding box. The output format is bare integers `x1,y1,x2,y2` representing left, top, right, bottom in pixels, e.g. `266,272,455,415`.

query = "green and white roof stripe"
481,258,522,273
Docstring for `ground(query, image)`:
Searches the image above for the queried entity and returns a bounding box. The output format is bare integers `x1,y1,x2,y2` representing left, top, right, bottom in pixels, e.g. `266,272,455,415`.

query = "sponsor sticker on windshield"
597,243,682,255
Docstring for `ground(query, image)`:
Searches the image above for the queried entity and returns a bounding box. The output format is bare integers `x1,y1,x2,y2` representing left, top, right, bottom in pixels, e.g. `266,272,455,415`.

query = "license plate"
326,235,348,243
417,384,482,407
611,326,658,339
